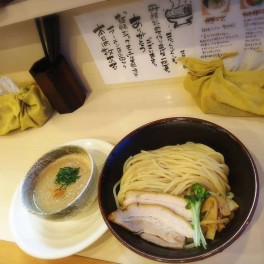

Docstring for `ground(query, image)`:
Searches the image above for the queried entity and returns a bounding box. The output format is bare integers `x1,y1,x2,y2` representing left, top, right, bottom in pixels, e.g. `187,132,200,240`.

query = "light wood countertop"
1,79,264,264
0,240,115,264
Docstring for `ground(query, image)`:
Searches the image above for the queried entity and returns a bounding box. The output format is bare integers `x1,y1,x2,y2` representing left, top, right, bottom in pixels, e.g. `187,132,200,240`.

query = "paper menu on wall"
75,0,264,84
192,0,264,59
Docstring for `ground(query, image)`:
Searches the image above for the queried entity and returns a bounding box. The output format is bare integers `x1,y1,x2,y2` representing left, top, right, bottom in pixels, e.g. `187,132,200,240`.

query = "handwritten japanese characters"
75,0,264,84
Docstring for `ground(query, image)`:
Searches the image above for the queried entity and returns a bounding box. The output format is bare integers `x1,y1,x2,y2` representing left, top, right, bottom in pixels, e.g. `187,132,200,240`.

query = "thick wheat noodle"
116,142,230,206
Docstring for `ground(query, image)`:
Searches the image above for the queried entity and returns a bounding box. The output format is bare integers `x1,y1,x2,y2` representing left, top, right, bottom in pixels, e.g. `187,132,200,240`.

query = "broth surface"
34,153,91,214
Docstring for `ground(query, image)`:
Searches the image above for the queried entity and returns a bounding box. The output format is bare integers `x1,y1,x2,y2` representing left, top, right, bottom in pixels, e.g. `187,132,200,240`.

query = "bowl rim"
98,117,259,263
21,144,95,217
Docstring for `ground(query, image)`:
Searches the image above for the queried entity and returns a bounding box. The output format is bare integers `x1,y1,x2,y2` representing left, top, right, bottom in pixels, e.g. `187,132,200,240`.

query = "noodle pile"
116,142,230,206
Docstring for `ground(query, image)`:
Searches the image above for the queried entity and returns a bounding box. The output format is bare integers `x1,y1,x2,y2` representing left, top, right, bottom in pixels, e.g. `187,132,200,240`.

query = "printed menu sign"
75,0,264,84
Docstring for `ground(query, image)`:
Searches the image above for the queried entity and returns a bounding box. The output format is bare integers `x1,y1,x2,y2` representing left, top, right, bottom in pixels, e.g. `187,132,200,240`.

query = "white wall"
0,0,181,92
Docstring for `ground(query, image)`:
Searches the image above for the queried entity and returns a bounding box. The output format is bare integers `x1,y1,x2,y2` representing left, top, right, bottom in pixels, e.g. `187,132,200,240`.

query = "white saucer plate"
9,139,114,259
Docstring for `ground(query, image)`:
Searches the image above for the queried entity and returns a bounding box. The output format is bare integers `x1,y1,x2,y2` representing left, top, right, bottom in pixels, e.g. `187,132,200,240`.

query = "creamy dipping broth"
33,153,92,214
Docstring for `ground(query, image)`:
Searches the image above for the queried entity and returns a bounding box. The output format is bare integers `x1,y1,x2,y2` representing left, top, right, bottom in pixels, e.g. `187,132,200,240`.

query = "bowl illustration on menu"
165,3,193,28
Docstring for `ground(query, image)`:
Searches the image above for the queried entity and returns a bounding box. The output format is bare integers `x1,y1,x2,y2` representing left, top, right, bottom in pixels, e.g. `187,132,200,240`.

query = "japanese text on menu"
76,0,264,84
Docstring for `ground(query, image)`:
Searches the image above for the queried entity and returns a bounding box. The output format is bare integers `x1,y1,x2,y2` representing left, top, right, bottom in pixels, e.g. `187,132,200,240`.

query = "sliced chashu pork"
122,190,192,221
108,203,193,248
140,233,184,249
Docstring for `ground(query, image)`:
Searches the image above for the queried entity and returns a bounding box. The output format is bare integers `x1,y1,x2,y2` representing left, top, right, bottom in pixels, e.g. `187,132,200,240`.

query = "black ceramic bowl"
98,117,259,263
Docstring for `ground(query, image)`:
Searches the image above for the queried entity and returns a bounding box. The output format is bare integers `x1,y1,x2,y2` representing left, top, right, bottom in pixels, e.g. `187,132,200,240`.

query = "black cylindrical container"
30,55,86,114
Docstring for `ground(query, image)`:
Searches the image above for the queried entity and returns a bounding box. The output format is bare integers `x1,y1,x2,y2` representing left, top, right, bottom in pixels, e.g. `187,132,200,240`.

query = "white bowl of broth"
21,145,96,220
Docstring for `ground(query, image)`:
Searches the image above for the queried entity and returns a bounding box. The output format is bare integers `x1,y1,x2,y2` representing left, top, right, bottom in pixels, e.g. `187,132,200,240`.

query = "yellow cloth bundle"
0,82,53,135
178,54,264,116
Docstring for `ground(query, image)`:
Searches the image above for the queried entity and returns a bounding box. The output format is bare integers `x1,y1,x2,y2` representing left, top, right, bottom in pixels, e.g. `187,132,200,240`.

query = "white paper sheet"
75,0,264,84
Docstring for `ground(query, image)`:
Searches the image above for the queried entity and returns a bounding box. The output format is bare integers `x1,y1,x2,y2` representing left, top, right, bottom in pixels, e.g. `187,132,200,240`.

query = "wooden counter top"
1,80,264,264
0,240,115,264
